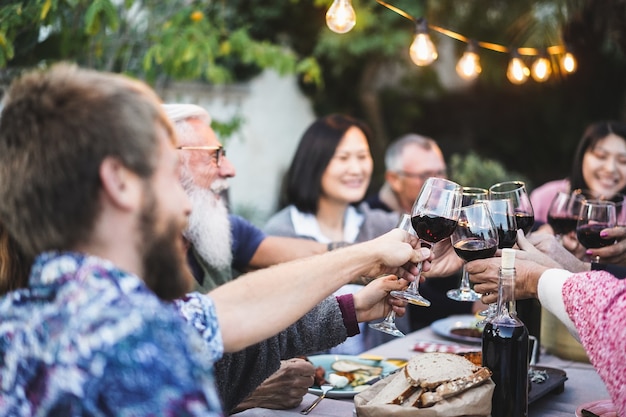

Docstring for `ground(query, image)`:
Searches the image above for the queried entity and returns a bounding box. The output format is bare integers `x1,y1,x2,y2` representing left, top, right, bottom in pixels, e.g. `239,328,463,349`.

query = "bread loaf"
404,352,477,389
365,353,492,409
418,366,492,407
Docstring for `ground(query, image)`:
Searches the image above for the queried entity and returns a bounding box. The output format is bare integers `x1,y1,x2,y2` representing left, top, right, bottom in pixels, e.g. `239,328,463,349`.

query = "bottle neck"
496,266,518,319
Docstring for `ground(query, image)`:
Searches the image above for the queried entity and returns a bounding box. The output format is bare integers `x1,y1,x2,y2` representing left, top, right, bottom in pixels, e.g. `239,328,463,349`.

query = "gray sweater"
215,295,347,414
264,202,400,243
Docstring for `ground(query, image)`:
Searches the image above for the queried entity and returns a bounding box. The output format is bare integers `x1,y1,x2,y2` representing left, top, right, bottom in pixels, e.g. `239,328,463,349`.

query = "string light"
531,52,552,82
507,51,530,84
325,0,578,84
561,51,577,73
326,0,357,34
409,19,438,66
456,40,481,80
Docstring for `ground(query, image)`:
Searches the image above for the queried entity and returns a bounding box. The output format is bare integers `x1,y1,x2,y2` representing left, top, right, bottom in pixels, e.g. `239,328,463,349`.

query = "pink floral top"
562,270,626,416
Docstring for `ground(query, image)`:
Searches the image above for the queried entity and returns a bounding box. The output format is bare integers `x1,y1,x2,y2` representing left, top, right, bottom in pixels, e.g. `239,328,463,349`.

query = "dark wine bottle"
482,249,529,417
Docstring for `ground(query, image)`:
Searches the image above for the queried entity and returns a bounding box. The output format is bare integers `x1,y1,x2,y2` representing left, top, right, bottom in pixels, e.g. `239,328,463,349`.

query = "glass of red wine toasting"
489,181,535,236
448,202,499,302
446,187,488,302
391,177,462,306
576,199,617,264
547,190,586,242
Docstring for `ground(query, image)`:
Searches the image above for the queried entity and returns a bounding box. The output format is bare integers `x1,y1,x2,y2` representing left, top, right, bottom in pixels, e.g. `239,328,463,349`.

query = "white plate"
430,315,482,344
307,354,399,399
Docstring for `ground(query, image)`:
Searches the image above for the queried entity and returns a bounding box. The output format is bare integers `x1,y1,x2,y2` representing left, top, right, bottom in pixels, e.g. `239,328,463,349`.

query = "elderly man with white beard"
163,104,368,414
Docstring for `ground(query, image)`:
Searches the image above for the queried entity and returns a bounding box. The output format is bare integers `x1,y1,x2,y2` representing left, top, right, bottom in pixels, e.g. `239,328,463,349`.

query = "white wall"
159,70,316,226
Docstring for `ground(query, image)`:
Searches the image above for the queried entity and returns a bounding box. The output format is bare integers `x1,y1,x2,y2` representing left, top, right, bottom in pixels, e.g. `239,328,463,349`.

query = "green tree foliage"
0,0,322,86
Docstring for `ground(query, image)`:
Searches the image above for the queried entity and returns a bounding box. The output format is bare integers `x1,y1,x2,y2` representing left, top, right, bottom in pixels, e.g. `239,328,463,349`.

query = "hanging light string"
324,0,577,83
375,0,566,56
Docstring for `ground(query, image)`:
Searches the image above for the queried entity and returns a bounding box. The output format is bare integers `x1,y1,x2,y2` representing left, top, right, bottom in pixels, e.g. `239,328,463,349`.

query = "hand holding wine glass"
576,200,617,263
391,177,462,306
448,202,499,302
369,214,414,337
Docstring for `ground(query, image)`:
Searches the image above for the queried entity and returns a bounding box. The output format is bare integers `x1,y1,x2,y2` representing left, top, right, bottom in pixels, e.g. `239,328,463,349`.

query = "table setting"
235,318,611,417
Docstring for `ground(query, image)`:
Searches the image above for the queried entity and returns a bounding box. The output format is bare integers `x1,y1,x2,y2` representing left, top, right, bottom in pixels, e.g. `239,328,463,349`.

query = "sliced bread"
404,352,478,389
417,366,492,407
367,369,416,405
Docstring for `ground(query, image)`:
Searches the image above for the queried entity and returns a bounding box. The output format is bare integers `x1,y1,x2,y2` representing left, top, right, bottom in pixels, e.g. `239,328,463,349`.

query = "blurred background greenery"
2,0,625,194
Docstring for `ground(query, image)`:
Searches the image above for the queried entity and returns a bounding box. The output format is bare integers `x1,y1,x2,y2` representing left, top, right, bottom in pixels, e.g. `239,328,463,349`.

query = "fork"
300,383,333,415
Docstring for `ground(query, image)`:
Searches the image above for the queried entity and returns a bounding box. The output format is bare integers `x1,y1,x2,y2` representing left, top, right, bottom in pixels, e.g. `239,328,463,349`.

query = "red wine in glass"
411,215,458,243
576,223,614,248
547,214,579,235
453,238,497,261
513,213,534,235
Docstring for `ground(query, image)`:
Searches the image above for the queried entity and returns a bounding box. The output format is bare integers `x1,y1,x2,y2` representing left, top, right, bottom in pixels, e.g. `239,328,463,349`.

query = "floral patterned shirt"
563,271,626,416
0,252,225,416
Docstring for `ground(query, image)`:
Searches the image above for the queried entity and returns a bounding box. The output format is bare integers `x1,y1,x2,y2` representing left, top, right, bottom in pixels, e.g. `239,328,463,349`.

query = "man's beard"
183,180,233,269
139,184,194,301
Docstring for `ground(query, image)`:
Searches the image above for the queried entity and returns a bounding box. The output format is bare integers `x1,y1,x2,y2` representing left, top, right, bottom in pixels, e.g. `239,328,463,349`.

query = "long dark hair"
570,121,626,196
281,114,372,213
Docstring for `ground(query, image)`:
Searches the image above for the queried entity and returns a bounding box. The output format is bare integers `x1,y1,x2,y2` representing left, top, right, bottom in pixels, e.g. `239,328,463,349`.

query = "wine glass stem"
406,260,423,294
459,266,472,292
383,310,396,324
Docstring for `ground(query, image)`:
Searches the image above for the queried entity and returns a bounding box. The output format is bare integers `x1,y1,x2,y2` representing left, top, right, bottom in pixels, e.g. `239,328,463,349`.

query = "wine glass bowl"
547,190,585,238
489,181,535,235
576,200,617,262
448,202,499,302
391,177,462,306
461,187,489,207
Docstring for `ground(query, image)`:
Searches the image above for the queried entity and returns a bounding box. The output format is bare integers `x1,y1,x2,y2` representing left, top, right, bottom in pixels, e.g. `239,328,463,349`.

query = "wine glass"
461,187,489,207
473,199,517,323
576,200,617,263
447,202,499,302
391,177,462,306
445,187,488,301
489,181,535,235
547,190,586,242
368,214,415,337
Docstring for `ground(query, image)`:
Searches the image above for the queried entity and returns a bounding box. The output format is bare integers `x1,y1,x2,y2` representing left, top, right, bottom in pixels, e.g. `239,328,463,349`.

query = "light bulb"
410,33,438,66
561,52,577,73
531,56,552,82
506,55,530,85
326,0,356,34
456,49,481,80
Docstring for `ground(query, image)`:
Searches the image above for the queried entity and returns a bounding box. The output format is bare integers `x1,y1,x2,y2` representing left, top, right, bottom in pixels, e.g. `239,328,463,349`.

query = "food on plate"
450,326,482,339
368,352,492,408
328,373,350,389
309,357,385,390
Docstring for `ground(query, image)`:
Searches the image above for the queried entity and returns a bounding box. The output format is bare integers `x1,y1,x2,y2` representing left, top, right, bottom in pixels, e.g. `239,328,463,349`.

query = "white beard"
183,181,233,269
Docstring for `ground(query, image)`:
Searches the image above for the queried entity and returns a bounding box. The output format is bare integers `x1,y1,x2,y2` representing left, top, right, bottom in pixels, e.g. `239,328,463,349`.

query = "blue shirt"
229,214,266,272
0,252,224,416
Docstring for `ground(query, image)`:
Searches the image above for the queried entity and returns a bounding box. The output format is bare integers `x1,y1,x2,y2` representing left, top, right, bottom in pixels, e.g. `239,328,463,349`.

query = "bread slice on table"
404,352,477,389
418,366,492,407
367,369,420,405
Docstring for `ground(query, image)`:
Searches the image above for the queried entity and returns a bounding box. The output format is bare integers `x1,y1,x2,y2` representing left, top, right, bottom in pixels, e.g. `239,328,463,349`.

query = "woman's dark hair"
570,121,626,196
281,114,372,213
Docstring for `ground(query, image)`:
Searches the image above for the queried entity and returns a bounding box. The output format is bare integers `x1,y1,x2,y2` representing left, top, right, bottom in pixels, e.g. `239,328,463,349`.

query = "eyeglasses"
176,145,226,167
396,169,447,181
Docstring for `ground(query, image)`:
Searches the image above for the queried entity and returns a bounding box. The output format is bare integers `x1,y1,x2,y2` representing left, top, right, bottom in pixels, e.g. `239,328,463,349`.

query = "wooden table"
235,320,610,417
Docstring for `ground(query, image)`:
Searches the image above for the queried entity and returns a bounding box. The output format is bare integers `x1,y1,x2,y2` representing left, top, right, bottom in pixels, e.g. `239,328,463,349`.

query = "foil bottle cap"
501,248,516,269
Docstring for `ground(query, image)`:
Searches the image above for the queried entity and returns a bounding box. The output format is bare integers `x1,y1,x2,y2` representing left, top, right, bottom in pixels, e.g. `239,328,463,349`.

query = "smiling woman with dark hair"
531,120,626,225
264,114,403,354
